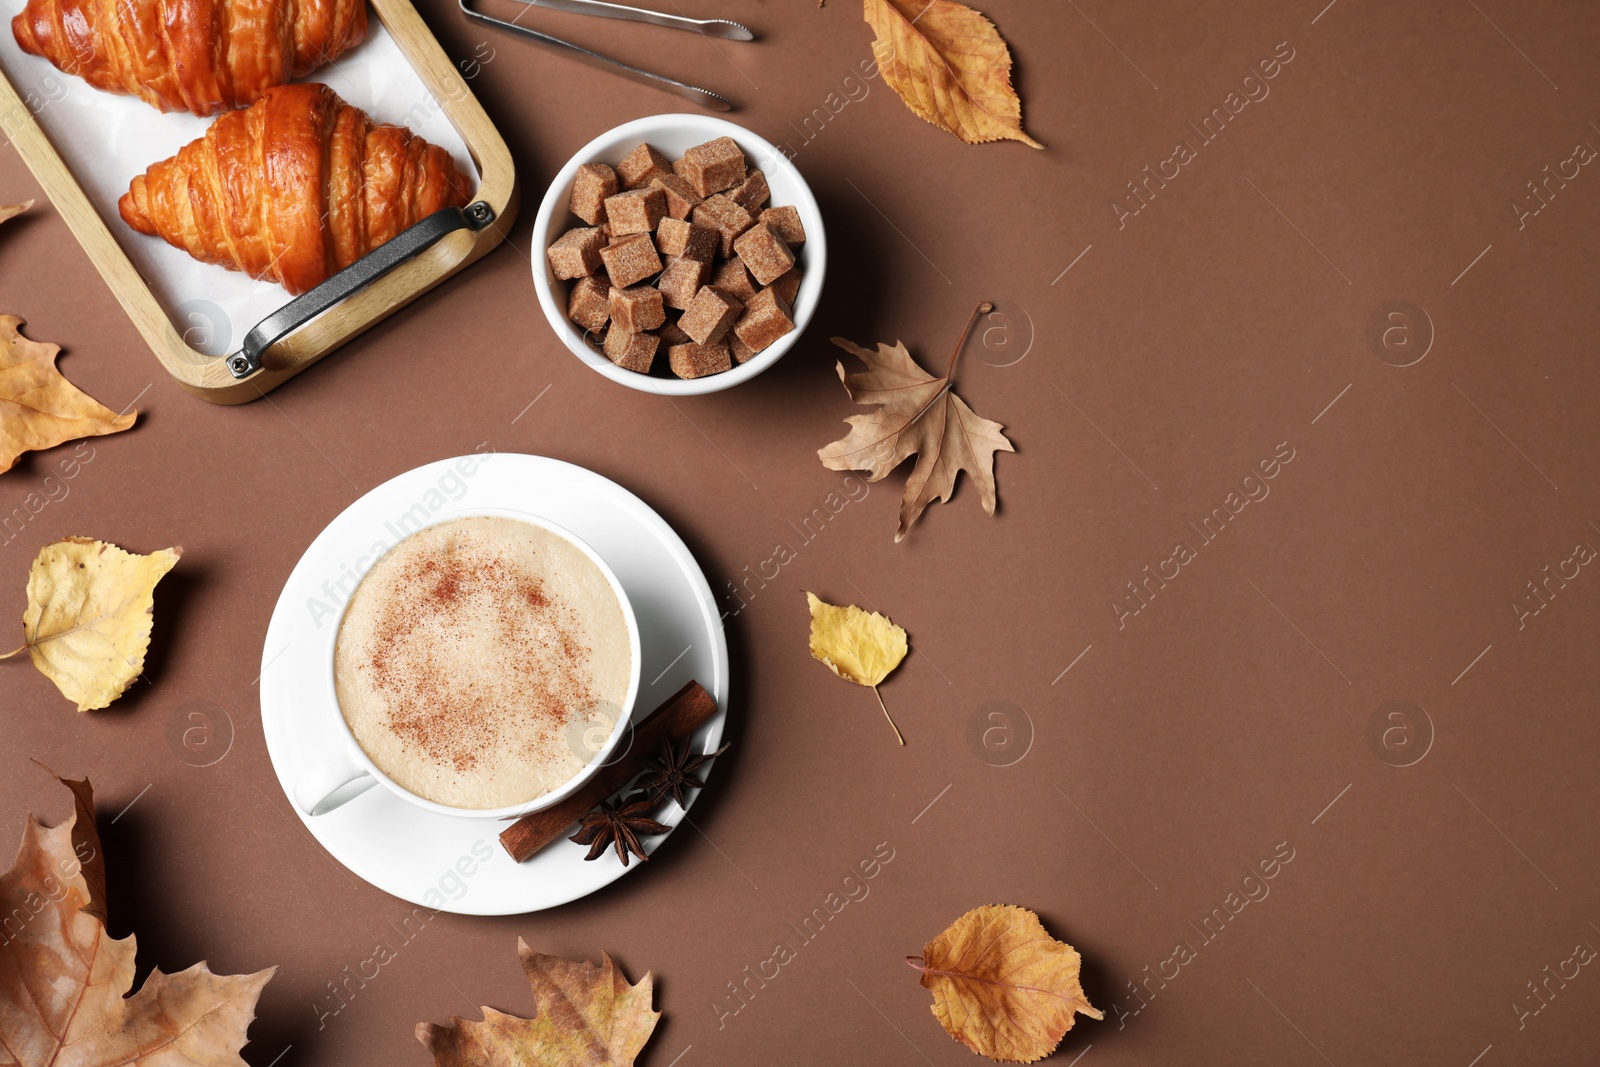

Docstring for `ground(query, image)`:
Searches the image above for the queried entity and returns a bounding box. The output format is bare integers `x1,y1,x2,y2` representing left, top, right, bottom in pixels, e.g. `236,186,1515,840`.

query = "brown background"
3,0,1600,1063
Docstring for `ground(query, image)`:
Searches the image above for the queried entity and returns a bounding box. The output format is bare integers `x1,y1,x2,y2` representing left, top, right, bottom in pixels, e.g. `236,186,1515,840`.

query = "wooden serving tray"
0,0,517,404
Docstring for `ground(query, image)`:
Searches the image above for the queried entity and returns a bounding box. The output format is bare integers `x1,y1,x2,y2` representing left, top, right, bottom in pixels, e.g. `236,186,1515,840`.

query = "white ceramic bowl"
532,114,826,395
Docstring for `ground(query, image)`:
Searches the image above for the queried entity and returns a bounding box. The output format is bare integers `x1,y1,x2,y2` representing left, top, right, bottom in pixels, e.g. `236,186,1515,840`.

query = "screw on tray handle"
226,201,498,380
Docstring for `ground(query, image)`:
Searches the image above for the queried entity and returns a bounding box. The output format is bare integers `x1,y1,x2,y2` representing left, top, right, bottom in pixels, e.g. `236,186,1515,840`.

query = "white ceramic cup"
292,509,643,819
531,113,827,395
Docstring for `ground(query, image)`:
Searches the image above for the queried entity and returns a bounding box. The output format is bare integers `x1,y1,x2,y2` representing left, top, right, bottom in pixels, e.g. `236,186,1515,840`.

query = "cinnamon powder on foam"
335,518,629,808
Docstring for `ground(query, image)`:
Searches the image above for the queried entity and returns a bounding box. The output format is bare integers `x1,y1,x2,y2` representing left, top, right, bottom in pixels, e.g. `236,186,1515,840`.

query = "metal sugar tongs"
459,0,754,111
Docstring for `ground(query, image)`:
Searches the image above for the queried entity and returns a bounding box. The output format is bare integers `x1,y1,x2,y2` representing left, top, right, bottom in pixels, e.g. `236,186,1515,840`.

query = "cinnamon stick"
499,679,719,863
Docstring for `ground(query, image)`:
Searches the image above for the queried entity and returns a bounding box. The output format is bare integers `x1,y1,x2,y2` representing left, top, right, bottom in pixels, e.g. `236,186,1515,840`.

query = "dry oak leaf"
909,905,1102,1063
863,0,1042,148
2,537,181,711
805,591,909,744
0,772,275,1067
0,315,135,474
819,307,1014,542
418,938,659,1066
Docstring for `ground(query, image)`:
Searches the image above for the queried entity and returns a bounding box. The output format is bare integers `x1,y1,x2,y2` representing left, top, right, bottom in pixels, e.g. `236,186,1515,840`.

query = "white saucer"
259,454,730,914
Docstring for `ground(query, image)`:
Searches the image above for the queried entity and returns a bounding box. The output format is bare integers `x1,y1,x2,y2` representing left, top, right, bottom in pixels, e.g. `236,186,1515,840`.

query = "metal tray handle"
229,200,497,379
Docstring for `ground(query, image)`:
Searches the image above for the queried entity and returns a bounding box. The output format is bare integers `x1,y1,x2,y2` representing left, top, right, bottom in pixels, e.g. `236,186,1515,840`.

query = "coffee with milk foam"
334,516,631,809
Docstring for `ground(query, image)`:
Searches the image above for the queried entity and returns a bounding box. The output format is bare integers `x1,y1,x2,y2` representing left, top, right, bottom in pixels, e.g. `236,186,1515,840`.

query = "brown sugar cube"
599,233,663,288
648,174,703,221
569,163,618,225
617,143,674,190
546,226,605,280
567,276,611,332
673,136,747,196
656,256,711,310
691,194,755,257
730,169,769,213
656,217,718,262
604,187,666,236
659,318,692,346
733,287,795,353
609,284,665,333
759,205,806,246
669,341,733,379
768,267,803,305
732,224,795,286
679,285,743,345
603,328,659,374
728,330,756,364
711,257,757,302
654,217,690,256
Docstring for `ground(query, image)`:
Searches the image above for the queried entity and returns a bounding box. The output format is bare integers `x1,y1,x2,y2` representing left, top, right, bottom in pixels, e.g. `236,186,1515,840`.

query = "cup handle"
293,752,376,816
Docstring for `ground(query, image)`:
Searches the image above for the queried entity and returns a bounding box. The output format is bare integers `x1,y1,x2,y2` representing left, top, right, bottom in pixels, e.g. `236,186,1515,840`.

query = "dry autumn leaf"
31,759,108,924
806,591,909,744
418,939,659,1066
863,0,1042,148
819,303,1014,542
0,199,33,225
0,772,276,1066
909,905,1102,1063
2,537,181,711
0,315,136,474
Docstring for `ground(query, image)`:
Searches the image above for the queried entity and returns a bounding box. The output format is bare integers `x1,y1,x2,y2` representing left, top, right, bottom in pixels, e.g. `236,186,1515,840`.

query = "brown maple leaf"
819,303,1014,541
29,760,107,924
0,771,276,1066
863,0,1042,148
0,315,136,474
418,938,659,1066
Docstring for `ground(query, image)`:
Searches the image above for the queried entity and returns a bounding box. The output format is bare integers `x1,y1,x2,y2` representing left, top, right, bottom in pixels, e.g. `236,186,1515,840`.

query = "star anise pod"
636,739,732,809
569,793,671,866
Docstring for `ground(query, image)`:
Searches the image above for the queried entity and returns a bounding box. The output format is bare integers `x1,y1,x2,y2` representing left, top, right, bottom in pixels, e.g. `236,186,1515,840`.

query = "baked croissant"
119,83,473,295
11,0,367,116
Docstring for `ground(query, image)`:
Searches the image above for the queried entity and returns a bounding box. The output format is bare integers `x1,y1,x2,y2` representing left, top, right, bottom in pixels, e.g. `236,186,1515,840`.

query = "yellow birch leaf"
805,591,909,743
911,905,1102,1063
5,537,181,711
0,315,136,474
863,0,1043,148
806,591,907,686
417,939,659,1066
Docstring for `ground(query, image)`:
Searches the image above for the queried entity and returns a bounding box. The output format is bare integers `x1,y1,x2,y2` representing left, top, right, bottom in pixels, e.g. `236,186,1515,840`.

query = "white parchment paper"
0,22,477,355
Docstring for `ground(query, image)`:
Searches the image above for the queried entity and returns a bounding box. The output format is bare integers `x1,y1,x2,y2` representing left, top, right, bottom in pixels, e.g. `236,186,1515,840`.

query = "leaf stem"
872,685,905,746
880,301,999,447
944,301,994,384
